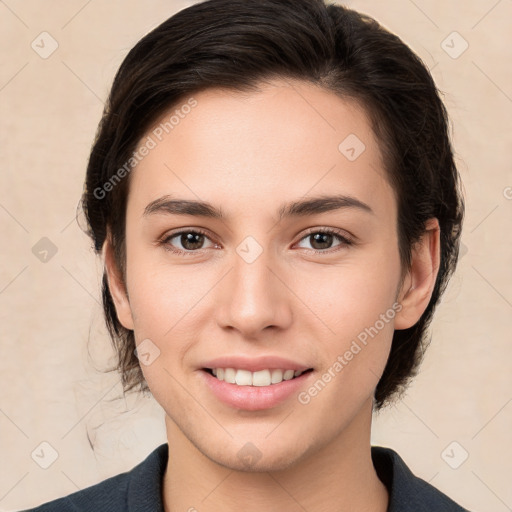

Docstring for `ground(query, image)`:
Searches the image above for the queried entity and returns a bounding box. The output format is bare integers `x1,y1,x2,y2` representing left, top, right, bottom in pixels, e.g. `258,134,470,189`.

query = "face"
106,78,434,472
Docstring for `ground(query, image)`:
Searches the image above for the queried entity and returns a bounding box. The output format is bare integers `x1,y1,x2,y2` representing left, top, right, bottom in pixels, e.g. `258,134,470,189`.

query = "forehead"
127,79,395,221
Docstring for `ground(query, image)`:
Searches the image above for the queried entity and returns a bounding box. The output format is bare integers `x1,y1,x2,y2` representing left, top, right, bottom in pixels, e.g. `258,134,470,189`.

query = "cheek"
127,265,205,335
295,272,398,415
126,265,208,390
123,234,208,327
298,244,401,335
297,242,401,386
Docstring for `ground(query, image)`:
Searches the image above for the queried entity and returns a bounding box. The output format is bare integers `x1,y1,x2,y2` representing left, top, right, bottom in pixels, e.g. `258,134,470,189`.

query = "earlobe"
103,235,134,331
394,218,441,330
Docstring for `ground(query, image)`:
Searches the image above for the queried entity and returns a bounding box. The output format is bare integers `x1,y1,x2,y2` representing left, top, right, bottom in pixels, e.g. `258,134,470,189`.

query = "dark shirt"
20,443,471,511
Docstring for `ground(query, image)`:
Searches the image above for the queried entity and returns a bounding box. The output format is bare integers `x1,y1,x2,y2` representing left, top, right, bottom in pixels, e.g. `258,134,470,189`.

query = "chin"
201,436,315,473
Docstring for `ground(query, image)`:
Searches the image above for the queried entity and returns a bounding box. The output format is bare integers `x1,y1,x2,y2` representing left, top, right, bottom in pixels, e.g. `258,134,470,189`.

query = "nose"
215,245,293,339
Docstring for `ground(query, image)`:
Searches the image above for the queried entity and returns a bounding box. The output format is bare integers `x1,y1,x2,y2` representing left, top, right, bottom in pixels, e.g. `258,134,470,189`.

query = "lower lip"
199,370,314,411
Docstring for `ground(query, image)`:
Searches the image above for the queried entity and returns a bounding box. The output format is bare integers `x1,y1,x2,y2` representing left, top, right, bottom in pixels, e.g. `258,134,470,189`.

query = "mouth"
202,367,314,386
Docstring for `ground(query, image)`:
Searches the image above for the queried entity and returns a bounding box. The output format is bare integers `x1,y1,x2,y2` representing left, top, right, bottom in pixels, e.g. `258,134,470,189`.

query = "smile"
204,367,313,386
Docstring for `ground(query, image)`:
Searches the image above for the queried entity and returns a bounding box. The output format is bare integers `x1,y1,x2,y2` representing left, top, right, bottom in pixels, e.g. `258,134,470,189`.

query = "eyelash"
158,227,354,256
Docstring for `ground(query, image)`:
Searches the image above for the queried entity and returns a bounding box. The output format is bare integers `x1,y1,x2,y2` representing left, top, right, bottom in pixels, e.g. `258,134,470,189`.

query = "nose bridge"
217,235,291,335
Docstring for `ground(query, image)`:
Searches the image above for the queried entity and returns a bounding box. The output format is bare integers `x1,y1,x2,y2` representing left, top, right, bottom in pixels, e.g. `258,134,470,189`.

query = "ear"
394,218,441,330
103,233,134,331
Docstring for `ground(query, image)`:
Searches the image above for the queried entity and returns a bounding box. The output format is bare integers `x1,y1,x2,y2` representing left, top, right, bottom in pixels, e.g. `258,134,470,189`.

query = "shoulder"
18,443,168,512
371,446,472,512
19,471,130,512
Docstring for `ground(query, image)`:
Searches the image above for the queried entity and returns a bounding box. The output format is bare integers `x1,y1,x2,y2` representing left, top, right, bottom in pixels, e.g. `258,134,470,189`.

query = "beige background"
0,1,511,511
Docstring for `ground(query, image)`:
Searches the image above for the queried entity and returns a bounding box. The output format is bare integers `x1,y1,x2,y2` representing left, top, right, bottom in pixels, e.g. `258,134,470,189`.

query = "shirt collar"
372,446,469,511
126,443,467,512
127,442,168,511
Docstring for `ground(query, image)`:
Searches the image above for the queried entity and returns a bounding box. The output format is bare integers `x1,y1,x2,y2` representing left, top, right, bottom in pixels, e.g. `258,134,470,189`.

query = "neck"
162,397,388,512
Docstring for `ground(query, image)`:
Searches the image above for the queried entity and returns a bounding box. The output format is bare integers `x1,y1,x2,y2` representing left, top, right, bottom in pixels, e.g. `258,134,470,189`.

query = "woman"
22,0,468,510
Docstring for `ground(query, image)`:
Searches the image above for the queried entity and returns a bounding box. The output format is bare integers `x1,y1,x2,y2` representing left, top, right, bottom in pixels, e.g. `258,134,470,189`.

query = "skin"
105,78,440,512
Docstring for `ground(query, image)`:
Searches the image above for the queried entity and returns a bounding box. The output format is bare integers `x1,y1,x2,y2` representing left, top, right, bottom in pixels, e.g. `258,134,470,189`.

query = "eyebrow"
143,194,374,220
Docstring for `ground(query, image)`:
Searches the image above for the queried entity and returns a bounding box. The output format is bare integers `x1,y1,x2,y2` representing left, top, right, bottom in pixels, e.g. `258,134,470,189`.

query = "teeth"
271,369,283,384
252,369,271,386
283,369,295,380
224,367,236,383
235,369,253,386
209,368,307,386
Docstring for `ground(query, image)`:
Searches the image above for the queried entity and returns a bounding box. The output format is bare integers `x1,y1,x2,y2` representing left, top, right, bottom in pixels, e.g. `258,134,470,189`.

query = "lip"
199,368,314,411
200,355,312,373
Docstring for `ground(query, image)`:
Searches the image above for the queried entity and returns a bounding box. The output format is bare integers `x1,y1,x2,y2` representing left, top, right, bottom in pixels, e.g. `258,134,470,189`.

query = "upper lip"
201,355,313,373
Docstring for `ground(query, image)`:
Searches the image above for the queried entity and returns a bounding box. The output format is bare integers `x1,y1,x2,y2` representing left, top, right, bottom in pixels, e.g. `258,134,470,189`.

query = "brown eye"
177,232,206,250
162,229,216,254
296,229,353,253
309,232,335,250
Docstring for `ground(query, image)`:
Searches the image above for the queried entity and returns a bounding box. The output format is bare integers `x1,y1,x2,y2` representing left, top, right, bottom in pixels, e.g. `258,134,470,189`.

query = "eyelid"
297,226,354,244
159,227,216,251
293,227,354,253
159,226,355,255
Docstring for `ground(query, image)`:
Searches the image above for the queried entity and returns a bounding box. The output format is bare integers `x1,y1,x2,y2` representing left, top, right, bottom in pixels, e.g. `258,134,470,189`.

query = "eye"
295,228,353,253
159,227,354,256
160,229,217,255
